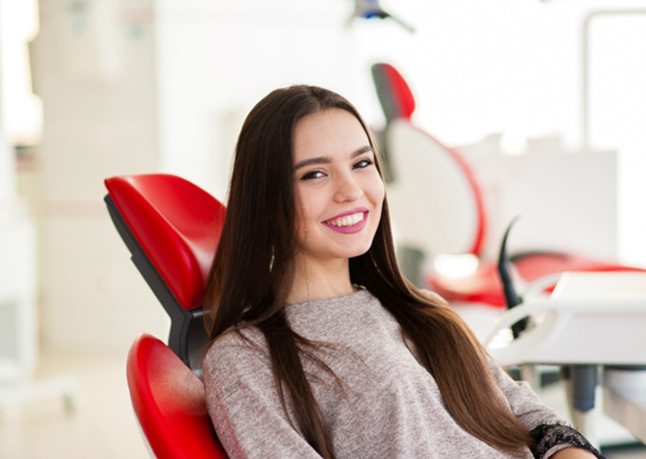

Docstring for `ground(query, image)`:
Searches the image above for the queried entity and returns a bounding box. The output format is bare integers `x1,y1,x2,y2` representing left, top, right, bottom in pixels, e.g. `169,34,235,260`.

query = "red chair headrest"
127,334,227,458
371,62,416,120
105,174,226,311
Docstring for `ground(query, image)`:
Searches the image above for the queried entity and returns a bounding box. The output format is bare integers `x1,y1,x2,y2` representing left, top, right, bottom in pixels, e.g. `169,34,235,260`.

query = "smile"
328,212,364,227
322,210,368,234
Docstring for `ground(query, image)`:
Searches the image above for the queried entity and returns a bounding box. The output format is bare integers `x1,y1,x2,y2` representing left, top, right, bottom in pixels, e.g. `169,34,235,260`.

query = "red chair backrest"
371,63,486,256
105,174,228,371
385,120,487,256
106,174,229,457
372,62,416,121
105,174,226,310
127,334,228,459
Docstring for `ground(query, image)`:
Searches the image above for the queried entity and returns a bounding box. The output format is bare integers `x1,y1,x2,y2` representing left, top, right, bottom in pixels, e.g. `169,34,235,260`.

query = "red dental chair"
104,174,228,458
371,62,645,308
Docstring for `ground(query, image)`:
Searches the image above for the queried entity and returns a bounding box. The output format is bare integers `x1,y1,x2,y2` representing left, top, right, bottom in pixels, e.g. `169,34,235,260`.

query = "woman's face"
291,108,385,268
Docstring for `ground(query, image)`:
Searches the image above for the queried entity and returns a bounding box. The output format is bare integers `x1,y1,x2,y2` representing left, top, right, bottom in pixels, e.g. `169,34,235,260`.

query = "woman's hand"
551,447,599,458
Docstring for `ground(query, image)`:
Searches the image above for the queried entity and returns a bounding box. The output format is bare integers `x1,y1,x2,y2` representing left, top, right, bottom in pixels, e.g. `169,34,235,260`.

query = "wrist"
551,447,599,459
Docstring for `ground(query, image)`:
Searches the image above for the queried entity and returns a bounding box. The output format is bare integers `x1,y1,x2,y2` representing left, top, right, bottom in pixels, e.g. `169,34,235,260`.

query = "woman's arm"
552,447,600,458
487,359,604,458
203,331,322,459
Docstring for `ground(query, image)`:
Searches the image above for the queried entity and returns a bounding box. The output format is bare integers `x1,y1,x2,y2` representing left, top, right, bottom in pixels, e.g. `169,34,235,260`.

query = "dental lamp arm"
349,0,415,32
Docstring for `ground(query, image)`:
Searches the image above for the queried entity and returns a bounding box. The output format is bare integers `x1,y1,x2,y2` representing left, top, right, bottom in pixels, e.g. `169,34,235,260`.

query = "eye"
300,170,326,181
353,158,374,169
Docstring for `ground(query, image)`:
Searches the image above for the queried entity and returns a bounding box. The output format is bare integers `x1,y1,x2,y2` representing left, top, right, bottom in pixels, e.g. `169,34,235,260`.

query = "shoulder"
209,325,266,350
419,288,450,307
203,326,270,382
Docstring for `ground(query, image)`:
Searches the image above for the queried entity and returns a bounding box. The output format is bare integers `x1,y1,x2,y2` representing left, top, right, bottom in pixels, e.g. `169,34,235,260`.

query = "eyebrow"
293,145,373,171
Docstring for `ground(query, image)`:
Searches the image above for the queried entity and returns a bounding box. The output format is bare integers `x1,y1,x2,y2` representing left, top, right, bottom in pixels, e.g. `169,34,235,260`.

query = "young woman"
203,85,602,459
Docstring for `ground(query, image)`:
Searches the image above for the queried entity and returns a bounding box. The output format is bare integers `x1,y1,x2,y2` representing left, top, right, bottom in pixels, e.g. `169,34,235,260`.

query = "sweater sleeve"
488,359,604,458
203,331,322,459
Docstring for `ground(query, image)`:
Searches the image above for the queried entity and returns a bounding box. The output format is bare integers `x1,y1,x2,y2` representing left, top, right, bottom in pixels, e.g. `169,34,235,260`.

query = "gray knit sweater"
203,289,592,458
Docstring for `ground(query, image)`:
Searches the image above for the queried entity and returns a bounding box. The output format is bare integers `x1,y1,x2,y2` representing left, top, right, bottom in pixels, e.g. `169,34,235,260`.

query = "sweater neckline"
285,287,371,309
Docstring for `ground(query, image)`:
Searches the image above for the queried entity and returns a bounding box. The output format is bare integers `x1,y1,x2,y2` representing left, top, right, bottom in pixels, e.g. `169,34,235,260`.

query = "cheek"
295,186,325,218
368,177,386,211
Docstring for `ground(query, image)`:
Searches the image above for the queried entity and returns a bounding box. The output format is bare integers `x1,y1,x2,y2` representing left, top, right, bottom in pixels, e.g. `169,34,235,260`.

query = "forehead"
292,108,369,161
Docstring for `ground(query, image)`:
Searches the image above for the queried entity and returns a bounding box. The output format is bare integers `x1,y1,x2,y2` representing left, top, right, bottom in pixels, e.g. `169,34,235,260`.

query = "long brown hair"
205,85,532,457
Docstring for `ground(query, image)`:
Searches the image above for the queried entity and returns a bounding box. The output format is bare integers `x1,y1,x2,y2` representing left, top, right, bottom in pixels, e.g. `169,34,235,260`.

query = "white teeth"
329,212,364,227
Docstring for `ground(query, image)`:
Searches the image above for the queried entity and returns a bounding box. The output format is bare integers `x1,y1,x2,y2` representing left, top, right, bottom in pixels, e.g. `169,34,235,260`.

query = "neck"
287,256,355,304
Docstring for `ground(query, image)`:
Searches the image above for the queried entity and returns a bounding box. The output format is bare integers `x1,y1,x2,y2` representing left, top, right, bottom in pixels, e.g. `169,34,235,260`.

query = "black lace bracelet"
530,422,606,458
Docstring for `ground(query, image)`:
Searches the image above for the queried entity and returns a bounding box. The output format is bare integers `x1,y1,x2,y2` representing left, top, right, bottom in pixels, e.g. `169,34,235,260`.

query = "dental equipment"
488,222,646,444
348,0,415,33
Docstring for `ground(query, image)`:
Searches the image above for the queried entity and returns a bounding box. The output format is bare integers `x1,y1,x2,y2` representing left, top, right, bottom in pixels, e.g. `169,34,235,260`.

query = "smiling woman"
289,108,385,304
201,85,602,459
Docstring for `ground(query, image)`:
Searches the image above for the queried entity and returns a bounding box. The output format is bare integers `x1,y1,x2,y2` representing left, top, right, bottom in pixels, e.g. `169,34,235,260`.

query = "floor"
0,349,644,459
0,349,148,459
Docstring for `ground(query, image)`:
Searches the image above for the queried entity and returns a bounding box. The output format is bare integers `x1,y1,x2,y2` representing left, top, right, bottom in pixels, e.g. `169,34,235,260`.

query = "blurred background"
1,0,645,457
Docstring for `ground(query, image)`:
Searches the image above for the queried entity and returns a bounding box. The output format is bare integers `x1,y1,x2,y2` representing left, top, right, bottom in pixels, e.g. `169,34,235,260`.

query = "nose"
333,172,363,203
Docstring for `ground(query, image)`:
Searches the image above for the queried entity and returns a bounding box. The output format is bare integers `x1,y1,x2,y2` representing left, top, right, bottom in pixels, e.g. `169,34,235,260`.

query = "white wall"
587,13,646,266
32,0,167,353
154,0,358,200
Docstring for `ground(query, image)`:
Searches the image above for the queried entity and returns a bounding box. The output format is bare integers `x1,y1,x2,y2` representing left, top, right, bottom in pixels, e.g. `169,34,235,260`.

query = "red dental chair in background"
104,174,228,458
371,62,645,308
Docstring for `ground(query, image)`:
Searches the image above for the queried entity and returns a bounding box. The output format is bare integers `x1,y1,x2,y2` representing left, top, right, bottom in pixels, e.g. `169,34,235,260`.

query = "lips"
322,208,369,234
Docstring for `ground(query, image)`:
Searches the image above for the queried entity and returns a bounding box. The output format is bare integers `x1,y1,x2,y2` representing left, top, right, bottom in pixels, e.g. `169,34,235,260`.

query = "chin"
343,244,373,259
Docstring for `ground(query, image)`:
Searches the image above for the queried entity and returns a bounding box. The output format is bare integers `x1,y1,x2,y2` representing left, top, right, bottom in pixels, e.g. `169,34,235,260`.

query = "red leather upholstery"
431,253,646,307
105,175,226,310
380,63,416,119
127,334,227,459
372,63,416,120
106,174,230,457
